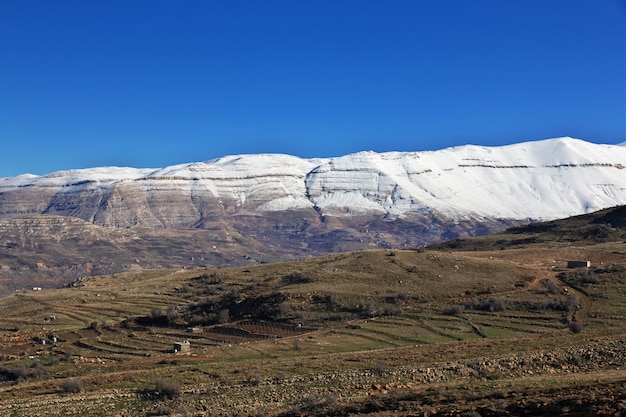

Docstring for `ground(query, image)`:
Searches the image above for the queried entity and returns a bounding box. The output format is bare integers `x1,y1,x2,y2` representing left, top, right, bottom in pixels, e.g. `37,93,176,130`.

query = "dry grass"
0,235,625,416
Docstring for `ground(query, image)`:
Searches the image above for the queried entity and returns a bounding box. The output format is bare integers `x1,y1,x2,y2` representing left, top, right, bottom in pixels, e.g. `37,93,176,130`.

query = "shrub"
293,337,302,350
150,308,164,319
278,302,289,316
388,292,409,304
325,392,337,408
547,281,563,295
189,314,210,326
60,378,84,393
153,379,181,400
248,373,262,386
566,295,580,312
218,309,230,324
580,270,599,284
381,305,403,316
489,298,506,312
282,272,317,284
0,366,28,382
135,307,171,326
375,359,386,375
569,321,584,334
166,305,180,323
464,298,485,310
0,365,45,382
447,304,465,316
525,299,549,310
327,293,343,309
199,272,223,284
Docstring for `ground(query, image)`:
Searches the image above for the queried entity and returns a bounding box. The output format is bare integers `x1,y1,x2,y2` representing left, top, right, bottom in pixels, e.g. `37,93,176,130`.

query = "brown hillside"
0,208,625,416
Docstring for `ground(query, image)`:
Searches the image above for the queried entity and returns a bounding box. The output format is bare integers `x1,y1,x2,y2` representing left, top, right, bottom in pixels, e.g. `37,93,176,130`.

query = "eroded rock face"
0,155,321,228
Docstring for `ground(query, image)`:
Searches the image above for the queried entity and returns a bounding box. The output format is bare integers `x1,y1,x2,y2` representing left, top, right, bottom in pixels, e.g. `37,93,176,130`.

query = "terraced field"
1,214,626,416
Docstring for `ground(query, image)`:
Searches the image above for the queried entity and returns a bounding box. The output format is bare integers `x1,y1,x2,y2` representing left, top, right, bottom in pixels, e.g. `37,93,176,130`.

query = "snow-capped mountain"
1,136,626,292
1,137,625,229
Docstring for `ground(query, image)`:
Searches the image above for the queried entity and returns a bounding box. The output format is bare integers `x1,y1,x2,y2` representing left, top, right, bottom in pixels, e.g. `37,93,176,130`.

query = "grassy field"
1,211,626,416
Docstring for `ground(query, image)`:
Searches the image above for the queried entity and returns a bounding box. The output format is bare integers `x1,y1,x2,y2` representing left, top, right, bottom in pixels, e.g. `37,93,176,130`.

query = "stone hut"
567,260,591,268
173,341,191,354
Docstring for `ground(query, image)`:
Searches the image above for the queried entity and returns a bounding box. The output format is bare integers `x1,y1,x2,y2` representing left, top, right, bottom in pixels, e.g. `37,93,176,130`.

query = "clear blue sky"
1,1,625,177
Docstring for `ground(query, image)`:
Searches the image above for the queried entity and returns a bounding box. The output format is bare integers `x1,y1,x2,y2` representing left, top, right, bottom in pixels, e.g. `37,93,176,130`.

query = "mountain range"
3,137,626,224
1,136,626,292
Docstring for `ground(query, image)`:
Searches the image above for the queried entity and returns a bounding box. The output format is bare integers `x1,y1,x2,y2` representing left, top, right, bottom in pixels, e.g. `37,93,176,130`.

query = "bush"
387,292,409,304
566,295,580,312
150,308,164,319
569,321,584,334
248,373,262,386
547,281,563,295
0,365,45,382
525,299,548,310
282,272,317,284
153,379,181,400
381,305,403,316
447,304,465,316
60,378,84,393
580,270,599,284
293,337,302,351
375,359,386,375
489,298,507,312
135,308,171,326
218,309,230,324
327,293,343,309
166,305,180,323
325,392,337,408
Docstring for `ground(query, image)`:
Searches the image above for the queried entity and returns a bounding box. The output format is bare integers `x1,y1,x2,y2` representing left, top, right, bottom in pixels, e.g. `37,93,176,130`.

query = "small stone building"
567,260,591,268
173,341,191,354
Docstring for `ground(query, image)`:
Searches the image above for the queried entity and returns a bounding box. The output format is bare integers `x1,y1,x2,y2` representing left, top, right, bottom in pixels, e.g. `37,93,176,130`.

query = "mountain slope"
1,137,626,291
1,137,626,226
2,206,626,416
428,204,626,252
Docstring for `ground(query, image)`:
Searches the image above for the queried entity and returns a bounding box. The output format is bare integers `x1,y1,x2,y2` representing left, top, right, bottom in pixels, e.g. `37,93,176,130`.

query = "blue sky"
1,1,625,177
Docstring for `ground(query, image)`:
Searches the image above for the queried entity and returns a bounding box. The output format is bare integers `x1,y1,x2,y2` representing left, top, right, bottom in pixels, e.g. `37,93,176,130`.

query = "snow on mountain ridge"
1,137,625,224
305,137,626,220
